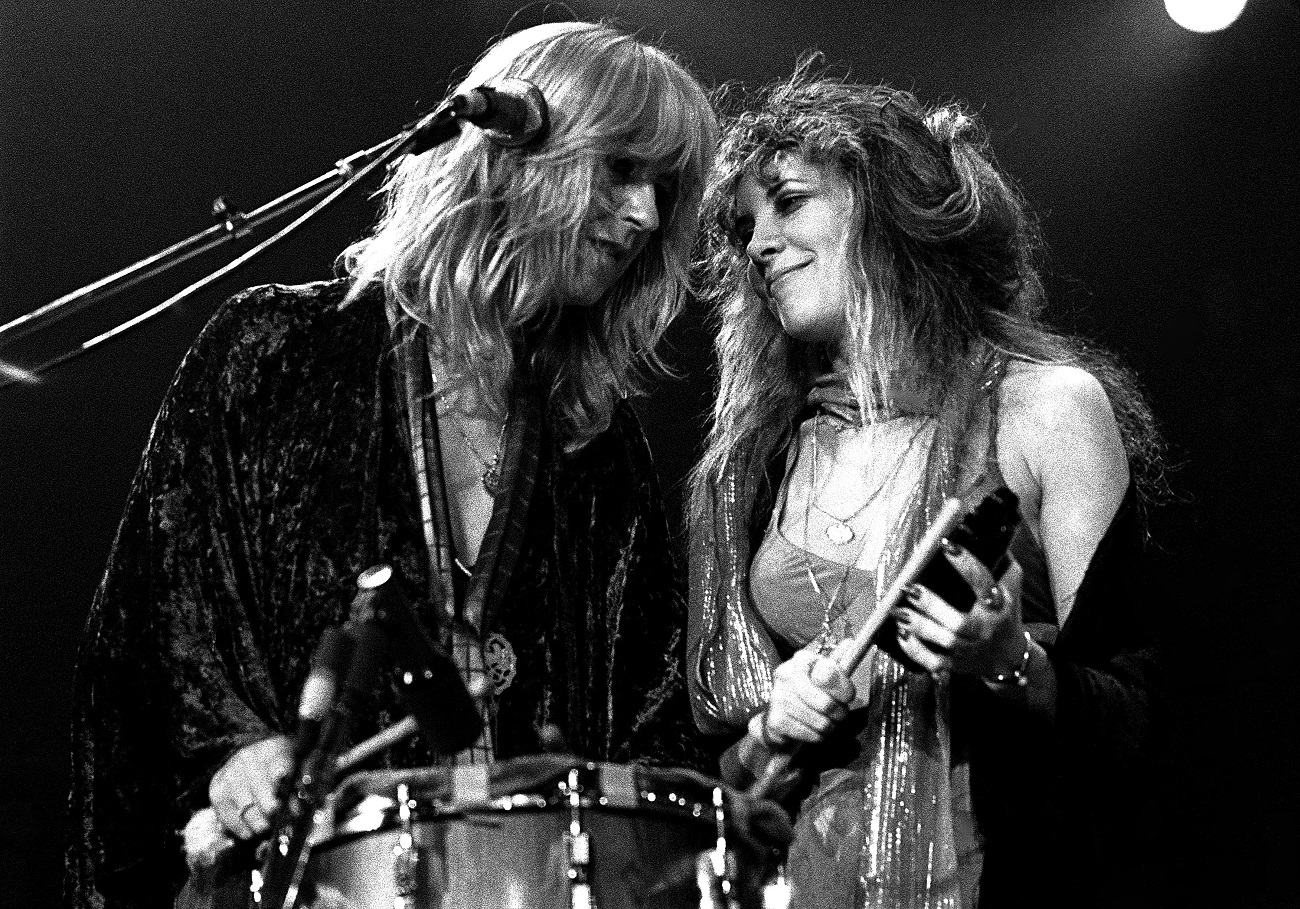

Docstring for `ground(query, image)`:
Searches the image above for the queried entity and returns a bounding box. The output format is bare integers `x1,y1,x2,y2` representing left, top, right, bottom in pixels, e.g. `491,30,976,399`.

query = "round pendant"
484,632,517,695
825,522,855,545
481,466,501,496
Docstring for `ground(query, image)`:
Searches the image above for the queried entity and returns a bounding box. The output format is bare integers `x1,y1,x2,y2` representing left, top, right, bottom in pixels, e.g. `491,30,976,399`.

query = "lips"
589,236,631,262
765,260,810,297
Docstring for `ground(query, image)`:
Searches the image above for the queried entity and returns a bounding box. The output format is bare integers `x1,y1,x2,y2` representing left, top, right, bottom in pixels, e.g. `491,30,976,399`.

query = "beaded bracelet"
986,630,1033,688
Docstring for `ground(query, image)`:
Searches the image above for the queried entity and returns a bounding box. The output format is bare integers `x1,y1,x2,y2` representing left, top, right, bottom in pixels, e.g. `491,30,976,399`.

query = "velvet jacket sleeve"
602,406,718,771
964,480,1168,907
64,283,388,909
536,403,718,773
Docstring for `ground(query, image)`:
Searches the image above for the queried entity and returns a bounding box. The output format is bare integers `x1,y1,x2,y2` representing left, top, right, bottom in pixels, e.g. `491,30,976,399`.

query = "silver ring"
978,584,1006,610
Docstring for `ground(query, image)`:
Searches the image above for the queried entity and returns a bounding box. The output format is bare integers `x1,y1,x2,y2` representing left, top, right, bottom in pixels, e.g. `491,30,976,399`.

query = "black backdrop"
3,1,1298,905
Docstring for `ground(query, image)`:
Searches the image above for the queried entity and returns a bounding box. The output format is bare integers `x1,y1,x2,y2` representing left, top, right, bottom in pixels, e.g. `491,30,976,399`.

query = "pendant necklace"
803,439,872,654
428,362,511,497
450,408,510,495
809,414,928,546
802,414,930,653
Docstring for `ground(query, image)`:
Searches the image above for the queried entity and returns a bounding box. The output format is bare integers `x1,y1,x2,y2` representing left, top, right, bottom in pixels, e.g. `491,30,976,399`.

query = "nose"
616,180,660,234
745,214,779,271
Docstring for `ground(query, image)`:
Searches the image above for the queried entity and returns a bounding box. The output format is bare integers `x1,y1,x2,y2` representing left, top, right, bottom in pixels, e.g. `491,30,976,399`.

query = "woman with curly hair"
67,22,718,908
689,68,1166,908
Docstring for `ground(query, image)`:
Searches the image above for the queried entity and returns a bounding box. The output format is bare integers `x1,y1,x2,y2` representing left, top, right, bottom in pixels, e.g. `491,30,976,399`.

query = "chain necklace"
445,407,509,495
802,479,873,656
427,357,509,497
803,414,932,653
809,414,928,545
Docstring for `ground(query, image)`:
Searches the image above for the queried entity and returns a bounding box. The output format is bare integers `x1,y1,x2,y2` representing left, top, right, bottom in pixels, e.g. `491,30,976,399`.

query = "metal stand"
0,93,472,390
0,135,398,351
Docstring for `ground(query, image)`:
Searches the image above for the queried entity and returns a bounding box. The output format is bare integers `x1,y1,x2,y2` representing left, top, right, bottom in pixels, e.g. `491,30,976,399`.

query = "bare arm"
895,363,1130,715
998,363,1130,625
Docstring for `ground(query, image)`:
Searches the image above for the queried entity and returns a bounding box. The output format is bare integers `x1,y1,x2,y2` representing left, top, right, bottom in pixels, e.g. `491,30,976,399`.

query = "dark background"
3,1,1297,905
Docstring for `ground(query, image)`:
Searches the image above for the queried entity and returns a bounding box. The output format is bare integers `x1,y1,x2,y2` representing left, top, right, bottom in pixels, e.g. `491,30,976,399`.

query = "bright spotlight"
1164,0,1249,32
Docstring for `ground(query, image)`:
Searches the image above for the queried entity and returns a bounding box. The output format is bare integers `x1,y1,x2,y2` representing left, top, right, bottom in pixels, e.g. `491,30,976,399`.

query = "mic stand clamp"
210,196,250,241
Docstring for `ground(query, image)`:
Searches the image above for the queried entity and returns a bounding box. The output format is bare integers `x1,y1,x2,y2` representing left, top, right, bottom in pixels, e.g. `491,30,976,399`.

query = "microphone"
256,587,389,909
450,78,549,147
409,78,550,154
289,626,354,766
354,564,483,756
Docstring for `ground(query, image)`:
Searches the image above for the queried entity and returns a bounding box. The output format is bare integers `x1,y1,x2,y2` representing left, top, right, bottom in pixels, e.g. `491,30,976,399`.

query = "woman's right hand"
760,648,856,748
208,735,293,840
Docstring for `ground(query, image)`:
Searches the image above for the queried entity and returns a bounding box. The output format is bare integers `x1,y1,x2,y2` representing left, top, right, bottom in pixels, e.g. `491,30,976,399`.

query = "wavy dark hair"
692,64,1166,519
343,22,717,448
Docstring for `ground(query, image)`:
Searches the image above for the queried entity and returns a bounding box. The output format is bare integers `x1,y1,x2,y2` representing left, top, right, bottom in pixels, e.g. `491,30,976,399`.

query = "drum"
299,755,780,909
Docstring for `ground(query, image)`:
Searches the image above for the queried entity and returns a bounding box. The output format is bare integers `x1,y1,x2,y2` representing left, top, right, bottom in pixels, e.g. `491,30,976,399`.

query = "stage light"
1164,0,1249,32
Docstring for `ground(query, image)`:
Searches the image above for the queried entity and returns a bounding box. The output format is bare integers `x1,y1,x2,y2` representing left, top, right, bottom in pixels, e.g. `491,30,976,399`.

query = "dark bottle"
876,485,1021,669
915,485,1021,612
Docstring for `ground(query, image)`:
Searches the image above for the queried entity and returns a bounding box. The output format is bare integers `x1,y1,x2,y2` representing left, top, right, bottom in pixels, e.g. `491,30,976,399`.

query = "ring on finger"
977,584,1007,610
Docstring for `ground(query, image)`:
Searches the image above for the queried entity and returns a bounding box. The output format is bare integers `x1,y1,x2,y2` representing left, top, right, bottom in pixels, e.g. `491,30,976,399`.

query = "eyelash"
608,157,637,182
774,193,804,213
734,193,805,245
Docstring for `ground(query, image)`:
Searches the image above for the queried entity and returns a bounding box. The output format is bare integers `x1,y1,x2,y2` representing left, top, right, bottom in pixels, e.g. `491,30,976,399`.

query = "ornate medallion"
824,522,855,546
484,632,517,695
481,465,501,497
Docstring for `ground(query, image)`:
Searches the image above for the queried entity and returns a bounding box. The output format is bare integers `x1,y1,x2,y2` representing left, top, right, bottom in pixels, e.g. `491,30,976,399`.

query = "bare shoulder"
998,361,1118,437
994,362,1129,614
994,361,1128,532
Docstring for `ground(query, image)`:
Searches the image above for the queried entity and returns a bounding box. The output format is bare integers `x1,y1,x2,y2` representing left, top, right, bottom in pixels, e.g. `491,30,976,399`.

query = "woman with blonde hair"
689,68,1165,908
67,22,718,908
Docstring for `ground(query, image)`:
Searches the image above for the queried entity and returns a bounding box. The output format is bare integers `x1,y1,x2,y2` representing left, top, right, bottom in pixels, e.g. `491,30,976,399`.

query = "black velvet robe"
65,280,712,909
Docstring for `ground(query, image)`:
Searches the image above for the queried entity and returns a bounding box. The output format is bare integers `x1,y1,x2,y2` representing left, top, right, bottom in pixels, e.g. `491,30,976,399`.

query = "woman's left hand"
892,542,1030,679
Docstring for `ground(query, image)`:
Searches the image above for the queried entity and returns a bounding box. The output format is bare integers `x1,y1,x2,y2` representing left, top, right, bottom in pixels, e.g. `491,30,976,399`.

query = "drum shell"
303,758,773,909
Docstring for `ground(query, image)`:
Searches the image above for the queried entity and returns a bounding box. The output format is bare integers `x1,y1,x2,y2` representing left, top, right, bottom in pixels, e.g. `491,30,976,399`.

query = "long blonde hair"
692,68,1165,522
343,22,717,448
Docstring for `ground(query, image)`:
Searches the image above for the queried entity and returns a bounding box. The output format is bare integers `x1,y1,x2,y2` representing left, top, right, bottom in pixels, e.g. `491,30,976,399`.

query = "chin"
778,317,832,345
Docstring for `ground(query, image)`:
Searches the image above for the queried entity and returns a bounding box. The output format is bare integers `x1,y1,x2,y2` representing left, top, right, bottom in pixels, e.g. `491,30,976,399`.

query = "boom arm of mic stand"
0,130,416,391
0,98,482,391
0,135,403,351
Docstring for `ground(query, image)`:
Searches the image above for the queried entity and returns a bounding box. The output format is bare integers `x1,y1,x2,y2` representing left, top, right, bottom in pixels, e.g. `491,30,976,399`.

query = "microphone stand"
252,615,390,909
253,561,481,909
0,135,401,351
0,100,465,391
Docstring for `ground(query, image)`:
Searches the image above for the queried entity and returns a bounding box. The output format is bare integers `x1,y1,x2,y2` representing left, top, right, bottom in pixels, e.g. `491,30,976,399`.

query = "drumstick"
832,493,967,675
330,676,488,776
332,715,420,776
749,493,969,801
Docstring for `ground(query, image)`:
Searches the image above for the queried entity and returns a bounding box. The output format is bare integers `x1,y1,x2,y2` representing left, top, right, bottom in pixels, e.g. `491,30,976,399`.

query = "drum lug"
696,786,740,909
561,767,596,909
761,865,791,909
392,782,422,903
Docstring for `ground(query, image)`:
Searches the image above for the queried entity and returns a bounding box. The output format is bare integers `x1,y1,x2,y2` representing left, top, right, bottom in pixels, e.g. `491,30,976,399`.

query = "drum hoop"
329,787,716,839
